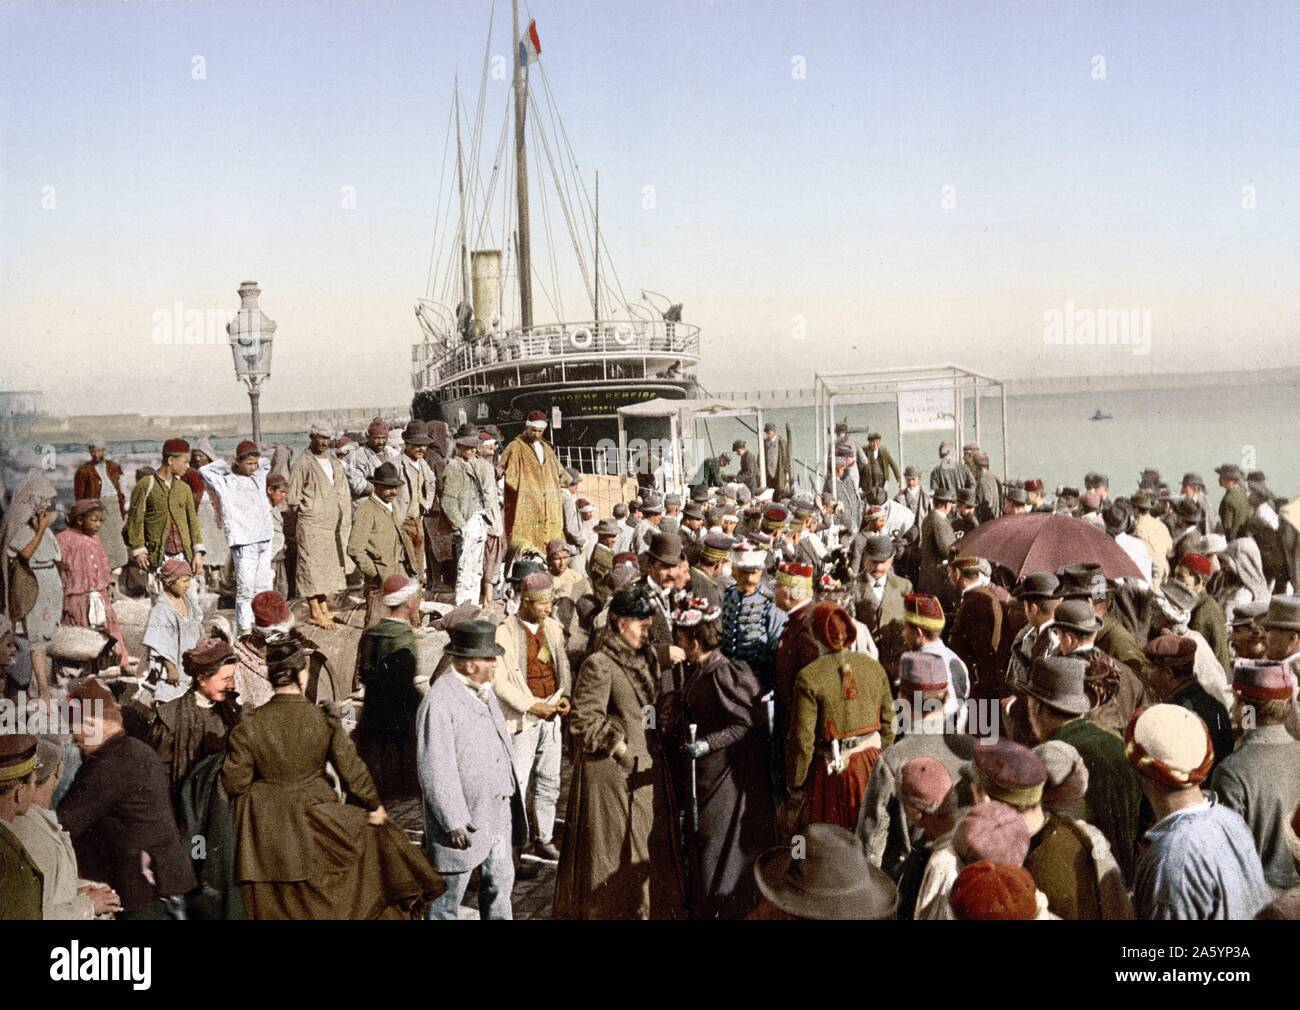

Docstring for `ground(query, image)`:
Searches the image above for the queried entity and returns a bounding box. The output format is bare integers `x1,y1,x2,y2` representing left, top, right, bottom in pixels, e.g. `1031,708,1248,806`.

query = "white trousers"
232,540,274,636
510,718,562,844
455,512,487,606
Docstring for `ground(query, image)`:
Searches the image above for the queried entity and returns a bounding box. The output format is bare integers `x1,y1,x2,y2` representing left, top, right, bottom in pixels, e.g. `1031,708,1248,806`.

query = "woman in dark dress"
674,596,775,919
221,641,444,919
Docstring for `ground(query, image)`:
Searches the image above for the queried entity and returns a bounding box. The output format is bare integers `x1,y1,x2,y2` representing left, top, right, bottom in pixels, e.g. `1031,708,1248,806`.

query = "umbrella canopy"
955,512,1143,581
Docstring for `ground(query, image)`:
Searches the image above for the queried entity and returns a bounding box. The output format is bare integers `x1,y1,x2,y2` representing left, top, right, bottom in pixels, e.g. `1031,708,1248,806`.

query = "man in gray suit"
442,425,501,606
417,619,524,920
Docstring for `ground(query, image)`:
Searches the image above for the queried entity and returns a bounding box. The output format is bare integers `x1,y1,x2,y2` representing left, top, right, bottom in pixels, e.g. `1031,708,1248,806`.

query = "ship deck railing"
413,319,700,389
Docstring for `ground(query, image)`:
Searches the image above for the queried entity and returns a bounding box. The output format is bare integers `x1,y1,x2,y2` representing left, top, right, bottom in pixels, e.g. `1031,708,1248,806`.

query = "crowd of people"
2,409,1299,922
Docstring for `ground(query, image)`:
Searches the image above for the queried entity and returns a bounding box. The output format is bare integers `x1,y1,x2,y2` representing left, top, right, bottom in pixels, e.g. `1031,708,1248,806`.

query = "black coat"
59,731,197,910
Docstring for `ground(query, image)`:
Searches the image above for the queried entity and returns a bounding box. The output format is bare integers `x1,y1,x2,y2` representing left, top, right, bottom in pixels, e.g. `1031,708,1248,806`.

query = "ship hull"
413,378,698,446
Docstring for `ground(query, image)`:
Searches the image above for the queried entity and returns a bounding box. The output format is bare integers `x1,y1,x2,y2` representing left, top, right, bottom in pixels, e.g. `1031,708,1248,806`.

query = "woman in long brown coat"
553,585,687,919
221,640,443,918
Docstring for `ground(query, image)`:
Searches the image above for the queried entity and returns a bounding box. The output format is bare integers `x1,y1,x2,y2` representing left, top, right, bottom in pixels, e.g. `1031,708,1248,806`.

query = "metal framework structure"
616,397,766,495
813,364,1008,487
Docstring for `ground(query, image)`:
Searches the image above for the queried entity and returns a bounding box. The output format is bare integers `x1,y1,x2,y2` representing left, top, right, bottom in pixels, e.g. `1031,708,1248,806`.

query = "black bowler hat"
1012,572,1061,600
370,462,403,488
445,619,505,658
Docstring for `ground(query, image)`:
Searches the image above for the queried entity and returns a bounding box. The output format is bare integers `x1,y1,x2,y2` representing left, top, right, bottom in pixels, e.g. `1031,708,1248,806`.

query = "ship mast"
512,0,533,331
454,77,470,309
593,170,600,323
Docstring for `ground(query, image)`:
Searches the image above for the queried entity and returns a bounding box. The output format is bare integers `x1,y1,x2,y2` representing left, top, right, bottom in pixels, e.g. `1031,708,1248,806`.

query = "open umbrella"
955,512,1143,581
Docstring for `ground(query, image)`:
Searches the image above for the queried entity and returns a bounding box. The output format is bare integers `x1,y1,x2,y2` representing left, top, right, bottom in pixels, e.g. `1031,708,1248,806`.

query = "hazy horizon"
4,0,1299,417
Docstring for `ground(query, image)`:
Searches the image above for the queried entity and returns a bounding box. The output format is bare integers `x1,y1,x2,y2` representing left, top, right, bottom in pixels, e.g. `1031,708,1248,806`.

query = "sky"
2,0,1298,417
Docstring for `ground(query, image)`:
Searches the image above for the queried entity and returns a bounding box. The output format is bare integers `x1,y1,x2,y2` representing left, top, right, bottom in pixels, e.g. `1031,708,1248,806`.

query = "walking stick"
688,723,700,836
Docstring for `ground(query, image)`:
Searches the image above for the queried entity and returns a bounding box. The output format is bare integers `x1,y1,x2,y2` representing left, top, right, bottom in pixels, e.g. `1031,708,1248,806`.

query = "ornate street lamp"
226,280,276,442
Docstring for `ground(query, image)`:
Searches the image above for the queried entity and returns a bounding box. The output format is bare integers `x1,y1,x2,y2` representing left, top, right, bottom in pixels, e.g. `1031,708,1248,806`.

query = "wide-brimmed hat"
593,519,621,537
1022,655,1092,715
864,534,894,563
647,531,685,566
1055,563,1107,600
445,619,505,658
451,422,480,447
1261,595,1300,633
932,486,957,504
754,823,898,920
401,420,433,446
506,557,547,583
370,462,402,488
1215,463,1244,482
1051,598,1100,635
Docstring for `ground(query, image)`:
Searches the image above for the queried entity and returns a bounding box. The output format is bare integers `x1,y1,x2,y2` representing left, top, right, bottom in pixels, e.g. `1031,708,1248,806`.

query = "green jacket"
1219,485,1251,541
1189,592,1232,672
1052,718,1142,886
126,472,204,566
0,820,43,919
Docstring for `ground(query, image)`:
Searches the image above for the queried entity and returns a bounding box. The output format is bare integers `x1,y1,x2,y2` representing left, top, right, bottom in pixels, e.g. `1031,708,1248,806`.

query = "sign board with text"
898,388,957,432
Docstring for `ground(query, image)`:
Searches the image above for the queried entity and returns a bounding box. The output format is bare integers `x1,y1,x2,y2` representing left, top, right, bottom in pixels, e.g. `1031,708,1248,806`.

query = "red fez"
761,506,790,531
546,538,571,557
576,498,593,512
1024,478,1044,493
1143,633,1197,670
1232,659,1296,701
366,417,390,438
236,439,259,458
903,593,945,632
251,590,293,627
380,574,421,607
1179,552,1212,579
162,438,190,456
776,562,814,589
527,410,546,422
266,473,288,489
950,862,1039,921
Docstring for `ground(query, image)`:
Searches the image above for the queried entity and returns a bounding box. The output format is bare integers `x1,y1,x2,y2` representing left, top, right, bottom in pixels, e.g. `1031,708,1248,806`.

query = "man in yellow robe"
499,410,566,555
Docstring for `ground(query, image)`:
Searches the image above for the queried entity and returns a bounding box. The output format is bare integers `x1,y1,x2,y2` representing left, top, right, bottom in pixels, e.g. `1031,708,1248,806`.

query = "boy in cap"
266,472,293,597
126,436,206,579
915,798,1032,919
902,594,969,728
971,738,1118,919
1211,659,1300,890
200,439,273,636
1127,704,1272,919
891,757,958,919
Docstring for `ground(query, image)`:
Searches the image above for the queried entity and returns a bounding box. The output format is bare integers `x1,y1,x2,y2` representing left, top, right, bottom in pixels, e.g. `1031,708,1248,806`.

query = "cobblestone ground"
391,761,570,920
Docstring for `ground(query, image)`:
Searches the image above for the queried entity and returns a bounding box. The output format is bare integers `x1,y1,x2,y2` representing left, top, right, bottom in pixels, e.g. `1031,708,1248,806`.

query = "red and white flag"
518,19,541,65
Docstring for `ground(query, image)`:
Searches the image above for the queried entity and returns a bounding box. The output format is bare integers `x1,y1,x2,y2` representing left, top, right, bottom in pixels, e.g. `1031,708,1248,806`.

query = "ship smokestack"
471,250,502,333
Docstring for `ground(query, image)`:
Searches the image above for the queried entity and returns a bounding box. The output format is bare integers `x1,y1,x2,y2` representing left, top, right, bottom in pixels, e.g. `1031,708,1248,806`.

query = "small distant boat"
1089,409,1113,421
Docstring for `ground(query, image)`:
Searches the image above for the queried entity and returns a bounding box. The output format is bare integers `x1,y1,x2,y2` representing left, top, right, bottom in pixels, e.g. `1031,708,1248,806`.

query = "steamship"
410,1,700,454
